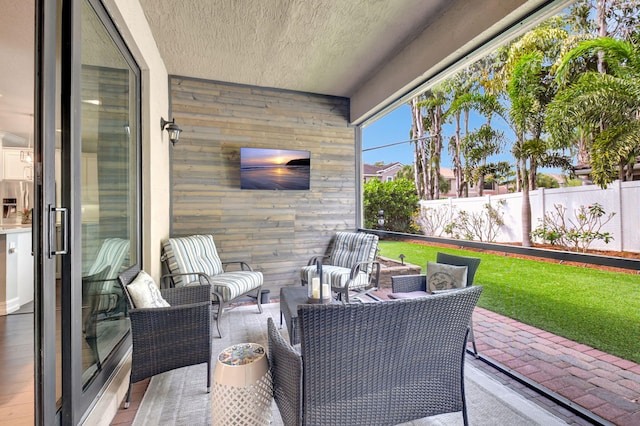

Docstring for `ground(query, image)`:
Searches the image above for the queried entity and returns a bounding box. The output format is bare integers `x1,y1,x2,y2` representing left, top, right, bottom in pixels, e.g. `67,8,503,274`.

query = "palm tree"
547,37,640,187
409,87,449,200
507,52,572,246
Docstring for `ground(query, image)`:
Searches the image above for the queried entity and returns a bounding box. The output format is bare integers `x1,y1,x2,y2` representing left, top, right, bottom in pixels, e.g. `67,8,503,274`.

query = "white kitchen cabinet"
0,228,33,315
3,148,34,180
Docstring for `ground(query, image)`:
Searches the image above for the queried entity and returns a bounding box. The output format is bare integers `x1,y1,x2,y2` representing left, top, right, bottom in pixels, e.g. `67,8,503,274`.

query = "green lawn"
379,240,640,363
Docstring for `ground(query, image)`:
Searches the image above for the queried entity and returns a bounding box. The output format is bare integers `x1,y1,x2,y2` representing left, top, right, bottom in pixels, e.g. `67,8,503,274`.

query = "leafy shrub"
444,200,505,242
531,203,615,252
363,178,420,233
417,205,453,237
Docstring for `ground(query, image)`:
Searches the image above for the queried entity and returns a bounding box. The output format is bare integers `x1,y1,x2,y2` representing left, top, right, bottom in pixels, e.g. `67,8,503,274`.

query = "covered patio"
76,0,638,423
112,297,576,425
112,289,640,424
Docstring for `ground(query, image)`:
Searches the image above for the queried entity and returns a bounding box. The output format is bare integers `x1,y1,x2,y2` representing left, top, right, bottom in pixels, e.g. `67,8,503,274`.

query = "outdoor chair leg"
256,287,263,314
124,379,133,408
469,322,479,358
207,359,211,393
215,300,224,338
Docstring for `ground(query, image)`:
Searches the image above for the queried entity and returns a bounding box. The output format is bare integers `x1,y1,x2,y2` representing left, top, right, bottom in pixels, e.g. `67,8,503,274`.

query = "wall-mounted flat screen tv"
240,147,311,190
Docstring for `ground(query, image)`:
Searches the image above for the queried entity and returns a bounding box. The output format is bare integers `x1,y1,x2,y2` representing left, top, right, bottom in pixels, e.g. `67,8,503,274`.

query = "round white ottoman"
212,343,272,426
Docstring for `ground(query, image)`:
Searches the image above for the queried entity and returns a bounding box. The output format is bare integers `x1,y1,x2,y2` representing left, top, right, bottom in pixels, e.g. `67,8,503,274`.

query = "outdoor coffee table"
279,287,308,345
280,286,338,345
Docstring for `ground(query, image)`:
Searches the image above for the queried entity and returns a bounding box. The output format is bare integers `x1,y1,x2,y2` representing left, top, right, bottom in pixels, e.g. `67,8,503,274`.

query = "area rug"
132,302,566,426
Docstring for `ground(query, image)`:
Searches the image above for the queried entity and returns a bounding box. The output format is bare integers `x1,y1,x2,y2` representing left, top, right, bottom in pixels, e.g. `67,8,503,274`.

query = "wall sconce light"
161,117,182,146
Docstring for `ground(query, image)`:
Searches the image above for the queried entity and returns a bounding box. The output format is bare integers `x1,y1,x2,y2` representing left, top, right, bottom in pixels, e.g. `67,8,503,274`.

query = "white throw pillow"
126,270,170,308
426,262,468,293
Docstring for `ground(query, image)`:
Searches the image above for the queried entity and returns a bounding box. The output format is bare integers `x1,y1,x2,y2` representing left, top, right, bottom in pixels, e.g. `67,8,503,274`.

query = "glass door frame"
34,0,59,424
35,0,141,423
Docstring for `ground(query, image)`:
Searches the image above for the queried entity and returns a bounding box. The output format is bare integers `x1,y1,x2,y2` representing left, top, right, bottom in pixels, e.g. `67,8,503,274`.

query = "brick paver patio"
368,286,640,426
470,306,640,426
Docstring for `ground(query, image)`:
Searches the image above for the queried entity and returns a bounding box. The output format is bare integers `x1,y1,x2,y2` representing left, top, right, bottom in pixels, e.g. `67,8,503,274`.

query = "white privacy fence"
419,180,640,253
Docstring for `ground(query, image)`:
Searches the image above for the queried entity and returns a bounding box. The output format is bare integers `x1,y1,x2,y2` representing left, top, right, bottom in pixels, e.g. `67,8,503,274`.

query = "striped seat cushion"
88,238,130,279
86,238,130,312
162,235,224,287
329,232,378,274
162,234,263,302
207,270,264,302
300,265,370,290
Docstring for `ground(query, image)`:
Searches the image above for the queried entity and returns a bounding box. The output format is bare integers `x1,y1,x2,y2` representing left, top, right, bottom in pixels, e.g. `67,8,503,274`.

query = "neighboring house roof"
440,167,455,180
363,162,403,178
574,157,640,180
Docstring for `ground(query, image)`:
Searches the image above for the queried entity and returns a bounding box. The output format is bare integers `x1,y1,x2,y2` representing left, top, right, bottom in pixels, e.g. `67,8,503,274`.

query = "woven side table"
212,343,272,426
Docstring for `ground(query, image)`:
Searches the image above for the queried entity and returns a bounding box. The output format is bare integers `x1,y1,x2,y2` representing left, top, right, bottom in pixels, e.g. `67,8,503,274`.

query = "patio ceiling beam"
350,0,571,125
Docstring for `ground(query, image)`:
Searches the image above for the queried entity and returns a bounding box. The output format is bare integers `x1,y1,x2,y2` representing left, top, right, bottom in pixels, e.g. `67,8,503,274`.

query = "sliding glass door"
36,0,141,422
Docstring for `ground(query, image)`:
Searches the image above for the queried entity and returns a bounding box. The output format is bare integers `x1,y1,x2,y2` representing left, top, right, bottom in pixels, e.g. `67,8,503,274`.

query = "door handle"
48,205,68,257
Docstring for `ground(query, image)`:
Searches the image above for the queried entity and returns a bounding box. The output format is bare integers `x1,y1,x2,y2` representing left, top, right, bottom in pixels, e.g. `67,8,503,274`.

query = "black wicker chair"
268,286,482,426
391,252,482,356
117,265,212,408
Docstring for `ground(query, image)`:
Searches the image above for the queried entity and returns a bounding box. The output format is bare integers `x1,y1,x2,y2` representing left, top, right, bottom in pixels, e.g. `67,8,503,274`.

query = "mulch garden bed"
401,238,640,275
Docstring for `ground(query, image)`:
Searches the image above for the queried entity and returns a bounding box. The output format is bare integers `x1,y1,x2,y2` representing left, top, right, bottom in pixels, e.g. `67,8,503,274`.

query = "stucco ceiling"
0,0,553,144
138,0,452,98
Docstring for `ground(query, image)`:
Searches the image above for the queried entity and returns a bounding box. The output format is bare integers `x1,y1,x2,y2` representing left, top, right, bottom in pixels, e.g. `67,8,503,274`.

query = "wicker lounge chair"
117,265,212,409
300,231,380,303
391,252,482,356
268,286,483,426
161,234,263,337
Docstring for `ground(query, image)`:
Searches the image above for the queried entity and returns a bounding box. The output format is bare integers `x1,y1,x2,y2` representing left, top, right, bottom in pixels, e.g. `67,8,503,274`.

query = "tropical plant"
536,173,561,188
547,37,640,187
411,87,449,200
461,124,507,196
502,17,576,246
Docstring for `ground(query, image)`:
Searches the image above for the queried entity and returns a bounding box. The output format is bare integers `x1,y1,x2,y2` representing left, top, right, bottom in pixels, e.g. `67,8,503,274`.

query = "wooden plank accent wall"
169,77,357,291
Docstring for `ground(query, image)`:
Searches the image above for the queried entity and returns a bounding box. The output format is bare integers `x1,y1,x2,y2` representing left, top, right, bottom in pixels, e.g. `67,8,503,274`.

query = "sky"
361,103,565,175
241,147,309,167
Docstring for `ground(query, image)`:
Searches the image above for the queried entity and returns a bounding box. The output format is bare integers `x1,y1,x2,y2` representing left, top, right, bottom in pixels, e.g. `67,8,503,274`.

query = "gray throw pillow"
426,262,468,293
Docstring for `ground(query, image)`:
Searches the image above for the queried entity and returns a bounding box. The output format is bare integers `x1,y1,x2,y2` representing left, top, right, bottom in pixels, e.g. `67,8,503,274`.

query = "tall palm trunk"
596,0,608,73
433,104,443,200
411,98,425,198
453,111,463,197
520,157,532,247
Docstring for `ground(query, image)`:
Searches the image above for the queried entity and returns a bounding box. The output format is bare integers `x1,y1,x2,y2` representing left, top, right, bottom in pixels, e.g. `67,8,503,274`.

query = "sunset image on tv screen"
240,147,310,190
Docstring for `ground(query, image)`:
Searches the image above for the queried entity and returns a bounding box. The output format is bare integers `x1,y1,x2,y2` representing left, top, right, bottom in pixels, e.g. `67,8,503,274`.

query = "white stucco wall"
103,0,170,283
82,2,171,424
